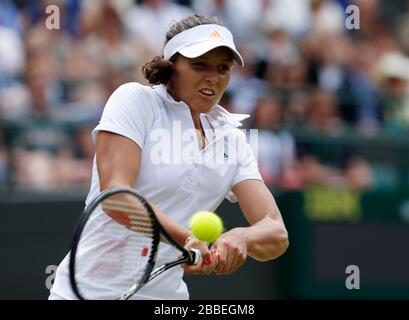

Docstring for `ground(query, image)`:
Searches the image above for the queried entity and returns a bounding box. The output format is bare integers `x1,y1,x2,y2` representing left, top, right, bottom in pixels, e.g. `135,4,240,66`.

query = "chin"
203,105,216,113
193,103,215,114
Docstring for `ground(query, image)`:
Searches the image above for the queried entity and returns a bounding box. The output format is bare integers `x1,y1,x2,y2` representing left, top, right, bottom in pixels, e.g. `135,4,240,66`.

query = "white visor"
163,24,244,67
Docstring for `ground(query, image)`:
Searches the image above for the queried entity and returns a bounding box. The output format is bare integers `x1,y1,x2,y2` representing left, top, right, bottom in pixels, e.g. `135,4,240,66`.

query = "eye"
219,64,231,74
192,62,206,68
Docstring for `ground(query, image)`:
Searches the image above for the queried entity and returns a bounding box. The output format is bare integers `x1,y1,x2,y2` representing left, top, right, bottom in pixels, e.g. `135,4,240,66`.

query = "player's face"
167,47,234,114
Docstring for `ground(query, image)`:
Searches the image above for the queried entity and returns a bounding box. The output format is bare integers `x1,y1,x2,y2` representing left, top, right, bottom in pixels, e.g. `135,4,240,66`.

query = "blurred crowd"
0,0,408,190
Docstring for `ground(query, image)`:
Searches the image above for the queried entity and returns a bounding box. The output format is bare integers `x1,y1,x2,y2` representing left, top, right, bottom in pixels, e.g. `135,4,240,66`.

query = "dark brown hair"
142,14,225,85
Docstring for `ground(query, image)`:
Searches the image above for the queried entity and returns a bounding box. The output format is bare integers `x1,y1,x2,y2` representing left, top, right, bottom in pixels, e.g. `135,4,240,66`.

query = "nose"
205,68,219,84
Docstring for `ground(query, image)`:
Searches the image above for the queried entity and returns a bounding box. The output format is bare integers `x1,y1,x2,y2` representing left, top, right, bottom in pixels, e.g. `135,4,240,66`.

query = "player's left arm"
211,179,289,274
233,179,289,260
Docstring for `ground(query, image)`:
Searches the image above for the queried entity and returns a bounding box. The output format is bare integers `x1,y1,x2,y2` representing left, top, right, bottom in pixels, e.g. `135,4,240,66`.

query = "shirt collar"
153,84,190,109
153,84,250,128
206,105,250,128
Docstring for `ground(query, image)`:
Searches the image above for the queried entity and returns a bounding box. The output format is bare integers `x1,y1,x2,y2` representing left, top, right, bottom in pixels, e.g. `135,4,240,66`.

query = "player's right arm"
95,131,212,267
96,131,188,246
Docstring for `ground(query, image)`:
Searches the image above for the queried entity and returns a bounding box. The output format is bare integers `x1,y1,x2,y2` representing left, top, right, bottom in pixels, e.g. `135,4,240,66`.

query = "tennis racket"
69,187,201,300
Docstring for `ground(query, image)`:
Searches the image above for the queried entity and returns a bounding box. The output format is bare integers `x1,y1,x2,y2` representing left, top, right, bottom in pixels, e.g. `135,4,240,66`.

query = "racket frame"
69,188,199,300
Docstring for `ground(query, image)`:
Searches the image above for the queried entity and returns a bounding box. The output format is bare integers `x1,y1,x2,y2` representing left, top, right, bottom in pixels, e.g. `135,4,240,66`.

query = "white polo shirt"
50,82,262,300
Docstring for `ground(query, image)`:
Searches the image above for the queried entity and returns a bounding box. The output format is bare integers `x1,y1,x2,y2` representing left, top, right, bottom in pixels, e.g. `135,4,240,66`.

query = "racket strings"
101,199,155,234
74,193,158,299
102,198,151,218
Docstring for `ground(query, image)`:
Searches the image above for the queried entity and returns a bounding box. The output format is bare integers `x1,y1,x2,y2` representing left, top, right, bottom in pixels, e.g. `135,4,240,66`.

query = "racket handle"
189,248,201,265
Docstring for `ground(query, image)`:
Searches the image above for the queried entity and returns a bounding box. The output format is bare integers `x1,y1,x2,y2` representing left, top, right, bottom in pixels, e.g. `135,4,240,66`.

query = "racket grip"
189,248,201,265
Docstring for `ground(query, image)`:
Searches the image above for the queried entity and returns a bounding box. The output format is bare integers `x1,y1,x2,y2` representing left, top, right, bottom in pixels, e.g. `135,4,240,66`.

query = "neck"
166,84,202,130
191,111,201,130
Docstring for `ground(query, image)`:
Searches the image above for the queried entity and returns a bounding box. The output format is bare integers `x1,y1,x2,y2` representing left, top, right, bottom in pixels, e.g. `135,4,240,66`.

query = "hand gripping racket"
69,188,201,300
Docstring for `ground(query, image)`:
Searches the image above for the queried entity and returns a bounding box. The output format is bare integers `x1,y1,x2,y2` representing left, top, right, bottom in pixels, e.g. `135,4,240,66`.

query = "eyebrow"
194,57,234,64
195,57,234,64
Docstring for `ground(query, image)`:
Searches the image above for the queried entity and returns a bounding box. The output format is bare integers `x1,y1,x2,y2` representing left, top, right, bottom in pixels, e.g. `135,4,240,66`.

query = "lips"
198,88,216,97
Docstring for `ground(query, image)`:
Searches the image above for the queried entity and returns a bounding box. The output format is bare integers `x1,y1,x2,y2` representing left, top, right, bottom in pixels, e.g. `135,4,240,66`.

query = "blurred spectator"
337,38,381,133
258,0,311,38
284,90,310,128
11,124,94,188
18,0,81,37
228,44,270,114
12,147,91,188
0,0,23,34
24,47,61,119
62,1,147,119
13,148,56,187
375,51,409,133
300,154,373,191
344,156,373,190
191,0,232,32
317,33,353,92
351,0,380,39
306,89,344,135
264,27,300,67
0,25,25,79
0,0,406,192
192,0,266,45
250,95,302,189
124,0,193,52
0,128,10,186
0,146,9,185
309,0,345,35
395,0,409,55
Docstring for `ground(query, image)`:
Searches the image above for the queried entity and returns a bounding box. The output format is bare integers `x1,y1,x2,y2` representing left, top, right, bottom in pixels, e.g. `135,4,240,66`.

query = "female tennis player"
49,14,288,300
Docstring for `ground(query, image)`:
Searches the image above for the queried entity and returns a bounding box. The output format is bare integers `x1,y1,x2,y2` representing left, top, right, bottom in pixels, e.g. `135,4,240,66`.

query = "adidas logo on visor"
209,31,223,40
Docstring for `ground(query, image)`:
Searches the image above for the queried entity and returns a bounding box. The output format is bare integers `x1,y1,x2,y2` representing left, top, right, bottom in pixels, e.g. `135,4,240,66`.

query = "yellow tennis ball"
189,211,223,243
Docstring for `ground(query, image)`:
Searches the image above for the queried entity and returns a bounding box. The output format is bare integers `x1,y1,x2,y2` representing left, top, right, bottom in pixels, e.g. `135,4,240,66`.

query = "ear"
169,53,180,63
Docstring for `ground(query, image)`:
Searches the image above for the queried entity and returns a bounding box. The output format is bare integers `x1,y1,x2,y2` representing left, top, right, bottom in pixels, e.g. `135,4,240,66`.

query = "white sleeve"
225,139,263,203
92,83,153,150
